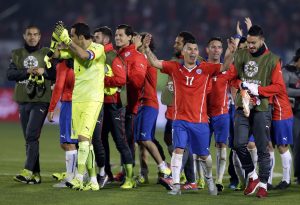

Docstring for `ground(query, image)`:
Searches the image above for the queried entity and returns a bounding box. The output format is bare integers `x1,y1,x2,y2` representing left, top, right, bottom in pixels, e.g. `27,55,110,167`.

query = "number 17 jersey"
161,61,220,123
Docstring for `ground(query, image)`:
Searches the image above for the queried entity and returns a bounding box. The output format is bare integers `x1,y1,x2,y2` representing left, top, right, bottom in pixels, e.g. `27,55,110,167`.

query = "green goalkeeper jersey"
60,42,106,102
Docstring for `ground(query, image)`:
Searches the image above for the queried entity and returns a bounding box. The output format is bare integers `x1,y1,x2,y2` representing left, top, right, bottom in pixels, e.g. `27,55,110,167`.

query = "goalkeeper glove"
49,36,59,52
54,21,72,46
44,53,52,69
51,22,63,42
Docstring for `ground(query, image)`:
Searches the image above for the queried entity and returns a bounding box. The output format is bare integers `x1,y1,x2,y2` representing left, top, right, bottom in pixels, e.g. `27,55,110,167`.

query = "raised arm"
143,34,163,69
52,21,92,60
245,17,253,31
220,38,236,72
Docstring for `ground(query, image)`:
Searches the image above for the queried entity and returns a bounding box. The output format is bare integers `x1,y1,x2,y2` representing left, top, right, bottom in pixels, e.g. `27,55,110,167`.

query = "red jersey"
268,64,293,120
118,44,147,114
139,62,159,109
207,65,236,117
165,105,175,120
273,91,293,120
48,60,74,112
104,43,126,104
161,61,221,123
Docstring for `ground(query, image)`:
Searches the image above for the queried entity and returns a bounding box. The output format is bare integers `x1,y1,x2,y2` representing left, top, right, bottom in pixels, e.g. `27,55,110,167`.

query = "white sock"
248,169,258,180
99,166,105,177
75,173,83,182
90,176,97,184
280,150,292,183
199,161,204,179
259,182,267,189
65,150,77,181
268,151,275,184
193,154,198,179
248,148,258,170
199,155,213,179
233,150,245,184
171,153,183,184
158,161,168,172
216,147,227,184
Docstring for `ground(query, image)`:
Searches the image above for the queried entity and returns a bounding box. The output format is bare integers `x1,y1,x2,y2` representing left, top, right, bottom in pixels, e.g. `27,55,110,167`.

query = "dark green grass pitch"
0,122,299,205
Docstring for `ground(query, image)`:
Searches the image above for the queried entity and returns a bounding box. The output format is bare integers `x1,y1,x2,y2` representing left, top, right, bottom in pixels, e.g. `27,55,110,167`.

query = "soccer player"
268,85,294,189
161,31,201,190
8,25,55,184
47,59,78,188
93,26,135,189
144,34,236,195
114,24,148,187
206,37,234,192
132,32,172,184
282,48,300,185
231,24,287,198
51,22,106,191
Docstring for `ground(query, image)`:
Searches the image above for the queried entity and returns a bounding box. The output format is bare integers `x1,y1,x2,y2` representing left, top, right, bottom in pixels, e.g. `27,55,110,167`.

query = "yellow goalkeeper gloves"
44,53,52,69
54,21,72,46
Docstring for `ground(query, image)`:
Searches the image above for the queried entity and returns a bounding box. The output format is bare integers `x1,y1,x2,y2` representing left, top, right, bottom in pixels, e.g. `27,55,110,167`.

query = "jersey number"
186,76,194,86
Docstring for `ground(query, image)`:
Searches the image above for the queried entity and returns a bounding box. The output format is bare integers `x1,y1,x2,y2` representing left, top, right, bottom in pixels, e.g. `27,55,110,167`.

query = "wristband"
234,34,242,39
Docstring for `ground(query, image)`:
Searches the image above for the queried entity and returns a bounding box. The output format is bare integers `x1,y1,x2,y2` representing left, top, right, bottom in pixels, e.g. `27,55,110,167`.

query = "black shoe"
216,183,224,192
158,176,173,190
295,178,300,185
25,75,36,98
267,183,273,190
275,181,290,190
36,76,45,98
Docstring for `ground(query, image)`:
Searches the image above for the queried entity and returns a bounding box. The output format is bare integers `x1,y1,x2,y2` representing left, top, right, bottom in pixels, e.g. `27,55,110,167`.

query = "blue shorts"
172,120,210,156
248,134,255,142
209,113,230,144
271,117,294,145
228,104,235,148
134,106,158,142
59,102,78,144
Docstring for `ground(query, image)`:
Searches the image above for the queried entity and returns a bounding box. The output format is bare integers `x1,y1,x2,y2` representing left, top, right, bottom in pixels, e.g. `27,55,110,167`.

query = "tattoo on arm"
145,48,162,69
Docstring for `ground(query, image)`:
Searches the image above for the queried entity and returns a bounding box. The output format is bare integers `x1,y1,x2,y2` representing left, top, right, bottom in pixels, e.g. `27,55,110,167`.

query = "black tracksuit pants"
19,102,49,173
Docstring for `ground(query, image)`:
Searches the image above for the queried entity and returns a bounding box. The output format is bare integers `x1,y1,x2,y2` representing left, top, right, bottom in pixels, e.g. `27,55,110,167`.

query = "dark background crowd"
0,0,299,86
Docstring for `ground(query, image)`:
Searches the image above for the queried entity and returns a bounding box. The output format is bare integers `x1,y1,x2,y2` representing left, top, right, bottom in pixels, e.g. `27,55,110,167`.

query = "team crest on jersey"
124,51,131,57
244,61,258,77
23,55,38,68
196,69,202,74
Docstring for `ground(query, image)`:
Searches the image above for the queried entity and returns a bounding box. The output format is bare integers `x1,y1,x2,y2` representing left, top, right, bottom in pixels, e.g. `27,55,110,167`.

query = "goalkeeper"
51,21,106,191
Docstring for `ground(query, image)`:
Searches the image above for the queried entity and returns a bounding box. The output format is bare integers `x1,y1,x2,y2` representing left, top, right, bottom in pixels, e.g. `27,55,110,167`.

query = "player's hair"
238,36,247,48
178,31,196,45
71,22,92,40
140,32,155,52
248,25,264,37
116,24,134,37
239,36,247,44
94,26,113,42
207,37,223,46
24,25,41,34
293,48,300,62
184,38,197,45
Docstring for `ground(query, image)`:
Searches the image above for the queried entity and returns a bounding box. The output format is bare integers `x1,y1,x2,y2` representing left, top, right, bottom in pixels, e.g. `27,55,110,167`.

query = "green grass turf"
0,122,299,205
